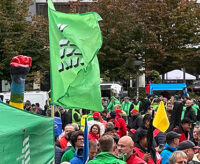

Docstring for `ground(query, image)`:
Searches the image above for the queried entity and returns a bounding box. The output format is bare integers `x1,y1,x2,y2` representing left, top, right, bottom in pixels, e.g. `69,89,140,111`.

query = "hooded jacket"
115,114,127,138
160,144,177,164
70,148,84,164
107,98,120,111
87,152,126,164
122,101,132,116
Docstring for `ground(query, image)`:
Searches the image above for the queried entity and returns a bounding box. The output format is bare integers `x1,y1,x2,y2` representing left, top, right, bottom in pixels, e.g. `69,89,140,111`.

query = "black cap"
166,131,181,141
177,140,200,150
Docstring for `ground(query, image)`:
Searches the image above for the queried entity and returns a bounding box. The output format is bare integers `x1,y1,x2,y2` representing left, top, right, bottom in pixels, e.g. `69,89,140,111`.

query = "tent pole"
182,68,186,83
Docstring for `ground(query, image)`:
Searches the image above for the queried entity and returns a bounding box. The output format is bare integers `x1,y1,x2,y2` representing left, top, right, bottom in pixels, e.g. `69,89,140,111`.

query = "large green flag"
48,0,103,111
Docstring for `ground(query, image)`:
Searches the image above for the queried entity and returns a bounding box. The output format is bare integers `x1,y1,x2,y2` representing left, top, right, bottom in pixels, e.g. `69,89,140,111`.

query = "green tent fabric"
0,102,54,164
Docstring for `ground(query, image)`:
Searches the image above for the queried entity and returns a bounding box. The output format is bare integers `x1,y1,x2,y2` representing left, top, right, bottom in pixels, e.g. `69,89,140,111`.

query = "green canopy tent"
0,102,54,163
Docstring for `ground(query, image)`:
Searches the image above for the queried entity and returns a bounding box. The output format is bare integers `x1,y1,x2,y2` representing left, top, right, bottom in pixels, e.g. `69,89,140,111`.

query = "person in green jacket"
181,100,197,120
121,97,132,116
87,135,126,164
61,130,84,162
107,96,120,111
192,100,199,116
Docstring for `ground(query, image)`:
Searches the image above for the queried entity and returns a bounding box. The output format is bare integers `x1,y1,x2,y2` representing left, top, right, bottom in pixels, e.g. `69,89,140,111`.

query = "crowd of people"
23,94,200,164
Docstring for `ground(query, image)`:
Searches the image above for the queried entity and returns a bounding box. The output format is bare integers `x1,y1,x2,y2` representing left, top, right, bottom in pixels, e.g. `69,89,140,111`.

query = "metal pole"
136,70,139,97
130,75,133,88
183,68,186,83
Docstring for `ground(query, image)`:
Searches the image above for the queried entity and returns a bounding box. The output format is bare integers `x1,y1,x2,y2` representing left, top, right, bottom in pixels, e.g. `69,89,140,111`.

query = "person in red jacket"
173,118,192,143
58,124,75,150
134,129,162,164
89,124,100,144
114,108,127,138
117,136,147,164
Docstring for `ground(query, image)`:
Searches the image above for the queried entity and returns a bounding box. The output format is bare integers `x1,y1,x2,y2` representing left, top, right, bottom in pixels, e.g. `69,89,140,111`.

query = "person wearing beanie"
88,112,105,135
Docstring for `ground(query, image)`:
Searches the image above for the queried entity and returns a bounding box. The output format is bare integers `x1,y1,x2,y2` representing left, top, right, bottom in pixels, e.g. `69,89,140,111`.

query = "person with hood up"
107,96,120,111
114,108,127,138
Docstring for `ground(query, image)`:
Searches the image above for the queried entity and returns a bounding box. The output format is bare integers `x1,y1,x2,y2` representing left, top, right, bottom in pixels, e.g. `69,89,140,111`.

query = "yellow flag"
153,101,169,132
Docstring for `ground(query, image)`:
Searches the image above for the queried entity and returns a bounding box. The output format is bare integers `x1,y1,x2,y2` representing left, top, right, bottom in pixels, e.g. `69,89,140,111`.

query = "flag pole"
51,105,54,118
147,110,156,163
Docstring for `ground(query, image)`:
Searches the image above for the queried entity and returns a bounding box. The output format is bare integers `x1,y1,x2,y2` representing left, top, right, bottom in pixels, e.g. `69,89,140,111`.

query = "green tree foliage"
146,70,162,83
0,0,49,83
135,0,200,75
90,0,140,81
90,0,200,79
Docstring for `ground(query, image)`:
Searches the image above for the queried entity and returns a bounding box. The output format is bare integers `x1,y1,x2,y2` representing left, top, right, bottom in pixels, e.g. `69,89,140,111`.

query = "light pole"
134,60,143,98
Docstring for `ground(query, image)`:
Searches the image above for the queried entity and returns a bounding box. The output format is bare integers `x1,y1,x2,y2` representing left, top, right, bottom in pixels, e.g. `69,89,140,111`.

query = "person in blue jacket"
70,147,84,164
160,131,181,164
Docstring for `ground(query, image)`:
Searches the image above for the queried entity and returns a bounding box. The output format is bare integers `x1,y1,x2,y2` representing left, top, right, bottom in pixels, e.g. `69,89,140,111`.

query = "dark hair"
70,130,84,148
167,139,174,145
36,103,40,107
90,124,100,135
143,114,151,123
138,129,148,140
102,110,108,114
25,101,31,107
181,118,192,124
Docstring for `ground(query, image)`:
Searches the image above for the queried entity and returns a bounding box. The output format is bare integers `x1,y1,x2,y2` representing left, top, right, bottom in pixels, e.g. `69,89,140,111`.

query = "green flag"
48,0,103,112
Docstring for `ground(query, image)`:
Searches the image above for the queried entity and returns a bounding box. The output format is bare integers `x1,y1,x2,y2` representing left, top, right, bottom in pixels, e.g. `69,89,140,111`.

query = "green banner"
48,0,103,111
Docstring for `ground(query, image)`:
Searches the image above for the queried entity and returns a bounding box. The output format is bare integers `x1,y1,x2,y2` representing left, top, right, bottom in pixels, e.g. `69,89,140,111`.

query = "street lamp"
134,60,143,98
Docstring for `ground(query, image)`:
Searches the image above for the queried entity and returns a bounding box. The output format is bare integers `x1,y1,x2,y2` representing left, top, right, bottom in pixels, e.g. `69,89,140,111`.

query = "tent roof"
164,69,196,80
0,102,52,135
0,102,54,163
149,83,186,94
